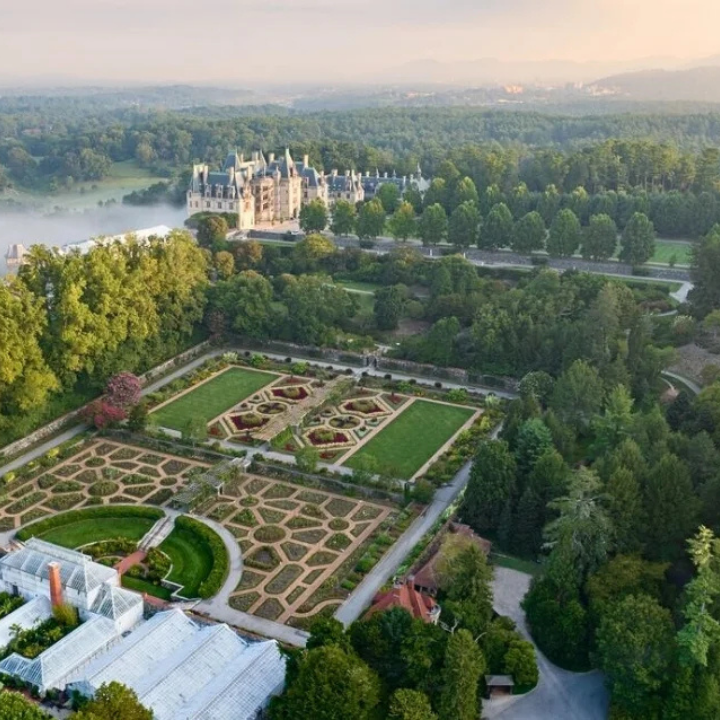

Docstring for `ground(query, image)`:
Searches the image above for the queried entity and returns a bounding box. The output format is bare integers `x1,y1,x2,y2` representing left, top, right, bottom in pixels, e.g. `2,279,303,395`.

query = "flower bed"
343,399,384,415
229,413,269,432
329,416,361,429
271,386,309,401
257,402,286,415
307,428,351,447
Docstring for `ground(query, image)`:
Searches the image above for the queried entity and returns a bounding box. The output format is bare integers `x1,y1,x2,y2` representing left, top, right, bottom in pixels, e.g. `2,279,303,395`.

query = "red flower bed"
308,429,350,446
272,386,309,400
230,414,268,431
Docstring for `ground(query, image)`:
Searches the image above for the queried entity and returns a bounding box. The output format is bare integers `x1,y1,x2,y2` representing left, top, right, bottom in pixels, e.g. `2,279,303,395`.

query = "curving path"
484,567,608,720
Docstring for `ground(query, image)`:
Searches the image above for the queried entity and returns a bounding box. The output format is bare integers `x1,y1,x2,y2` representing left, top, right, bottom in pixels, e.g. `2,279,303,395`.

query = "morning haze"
3,0,720,85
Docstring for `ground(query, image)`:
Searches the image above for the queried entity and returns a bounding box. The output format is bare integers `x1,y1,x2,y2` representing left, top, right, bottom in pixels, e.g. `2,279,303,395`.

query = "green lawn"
648,240,693,266
159,526,214,598
336,280,382,294
345,400,475,479
152,367,276,431
121,575,173,601
38,518,157,549
490,552,541,576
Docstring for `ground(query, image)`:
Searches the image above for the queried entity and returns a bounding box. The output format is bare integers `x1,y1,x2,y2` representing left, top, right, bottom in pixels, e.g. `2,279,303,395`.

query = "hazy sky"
3,0,720,84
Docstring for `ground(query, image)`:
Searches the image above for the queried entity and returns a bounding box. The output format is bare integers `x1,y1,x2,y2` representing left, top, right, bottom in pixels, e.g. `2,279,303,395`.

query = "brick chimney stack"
48,562,63,607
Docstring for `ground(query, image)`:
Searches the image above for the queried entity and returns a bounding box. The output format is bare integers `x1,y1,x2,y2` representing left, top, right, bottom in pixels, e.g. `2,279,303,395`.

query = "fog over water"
0,204,187,274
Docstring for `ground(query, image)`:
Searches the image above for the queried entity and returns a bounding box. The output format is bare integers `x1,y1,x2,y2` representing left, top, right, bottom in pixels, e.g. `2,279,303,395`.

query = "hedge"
17,506,164,541
174,516,229,599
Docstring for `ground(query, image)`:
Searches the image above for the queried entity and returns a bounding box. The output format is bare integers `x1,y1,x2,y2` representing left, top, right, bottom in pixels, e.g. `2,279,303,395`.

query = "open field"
159,526,214,598
152,367,277,431
344,400,475,479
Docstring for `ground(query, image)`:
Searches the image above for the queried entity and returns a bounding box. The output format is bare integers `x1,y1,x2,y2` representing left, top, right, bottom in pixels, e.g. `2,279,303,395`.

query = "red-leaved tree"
105,372,142,409
83,400,127,429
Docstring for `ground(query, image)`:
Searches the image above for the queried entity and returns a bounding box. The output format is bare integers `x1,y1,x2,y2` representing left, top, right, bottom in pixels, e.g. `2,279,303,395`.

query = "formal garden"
193,468,414,627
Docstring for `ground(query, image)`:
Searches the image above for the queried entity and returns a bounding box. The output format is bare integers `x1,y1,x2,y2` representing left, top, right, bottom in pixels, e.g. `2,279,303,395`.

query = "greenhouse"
0,596,52,648
0,615,119,693
70,609,286,720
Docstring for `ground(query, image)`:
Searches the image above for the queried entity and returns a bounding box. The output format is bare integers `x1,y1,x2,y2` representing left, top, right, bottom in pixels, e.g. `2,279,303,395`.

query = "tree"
595,594,675,717
270,645,380,720
214,250,235,279
376,183,401,213
605,468,644,553
462,440,516,534
196,215,229,248
511,211,546,254
514,418,553,477
127,401,148,432
689,225,720,318
296,445,319,474
105,372,142,410
423,178,447,210
451,177,479,211
643,453,699,562
592,384,635,455
550,360,604,434
518,371,555,406
293,234,336,271
357,199,386,239
374,285,406,331
481,202,513,250
438,629,485,720
233,239,263,269
620,212,656,265
82,399,127,429
331,199,357,236
299,198,329,233
448,201,480,249
388,689,437,720
208,270,275,339
389,201,417,241
73,681,153,720
503,639,538,688
418,203,448,246
0,691,50,719
547,208,581,257
582,214,618,260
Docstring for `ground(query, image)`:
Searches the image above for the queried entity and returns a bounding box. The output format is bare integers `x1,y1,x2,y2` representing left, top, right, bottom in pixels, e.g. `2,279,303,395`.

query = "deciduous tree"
299,198,329,233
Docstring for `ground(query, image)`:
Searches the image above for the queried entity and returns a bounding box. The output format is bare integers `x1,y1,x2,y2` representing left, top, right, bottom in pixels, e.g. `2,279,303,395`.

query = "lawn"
152,367,277,431
121,575,173,601
648,240,693,266
336,280,382,294
345,400,475,479
159,526,215,598
37,517,157,549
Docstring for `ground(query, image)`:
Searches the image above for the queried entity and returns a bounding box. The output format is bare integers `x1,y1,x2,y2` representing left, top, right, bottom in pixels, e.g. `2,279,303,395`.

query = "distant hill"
588,66,720,102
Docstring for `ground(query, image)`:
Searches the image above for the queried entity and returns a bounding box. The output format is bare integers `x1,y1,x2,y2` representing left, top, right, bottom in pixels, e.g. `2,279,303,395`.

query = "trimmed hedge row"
174,516,229,599
17,506,164,541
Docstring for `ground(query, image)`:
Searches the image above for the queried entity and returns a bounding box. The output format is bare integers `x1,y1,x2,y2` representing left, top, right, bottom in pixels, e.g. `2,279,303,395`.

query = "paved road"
334,421,503,626
484,567,608,720
250,230,692,283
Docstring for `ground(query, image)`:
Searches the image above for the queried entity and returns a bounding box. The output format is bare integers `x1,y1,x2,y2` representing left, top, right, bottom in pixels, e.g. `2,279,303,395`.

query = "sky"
3,0,720,84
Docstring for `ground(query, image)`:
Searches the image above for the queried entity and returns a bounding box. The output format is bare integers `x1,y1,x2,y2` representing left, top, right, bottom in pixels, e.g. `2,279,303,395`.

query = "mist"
0,204,187,275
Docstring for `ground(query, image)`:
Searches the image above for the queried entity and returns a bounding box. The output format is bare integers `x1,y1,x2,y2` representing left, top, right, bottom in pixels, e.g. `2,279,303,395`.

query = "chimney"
48,562,63,608
303,154,309,168
269,152,275,164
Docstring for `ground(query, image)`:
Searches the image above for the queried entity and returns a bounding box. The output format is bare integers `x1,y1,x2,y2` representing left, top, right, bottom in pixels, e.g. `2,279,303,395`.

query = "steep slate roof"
0,539,117,596
366,581,438,623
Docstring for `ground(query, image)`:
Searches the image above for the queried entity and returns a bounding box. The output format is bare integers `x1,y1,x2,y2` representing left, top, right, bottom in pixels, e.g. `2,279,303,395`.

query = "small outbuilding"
485,674,515,700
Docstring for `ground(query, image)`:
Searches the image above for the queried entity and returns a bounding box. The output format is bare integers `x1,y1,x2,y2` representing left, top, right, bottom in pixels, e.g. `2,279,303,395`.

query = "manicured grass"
648,240,693,266
38,518,157,549
159,526,214,598
121,575,173,601
345,400,474,479
152,367,276,431
336,280,382,294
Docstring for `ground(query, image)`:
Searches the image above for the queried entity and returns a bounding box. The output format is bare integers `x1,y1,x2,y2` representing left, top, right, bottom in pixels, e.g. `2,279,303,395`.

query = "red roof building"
366,579,440,624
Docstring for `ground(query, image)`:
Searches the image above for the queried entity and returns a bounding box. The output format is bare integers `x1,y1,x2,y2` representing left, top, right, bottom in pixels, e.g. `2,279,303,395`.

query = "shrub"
105,372,142,409
82,400,127,430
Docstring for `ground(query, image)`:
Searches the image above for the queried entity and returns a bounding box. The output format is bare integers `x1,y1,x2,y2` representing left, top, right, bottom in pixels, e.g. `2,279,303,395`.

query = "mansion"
187,149,428,231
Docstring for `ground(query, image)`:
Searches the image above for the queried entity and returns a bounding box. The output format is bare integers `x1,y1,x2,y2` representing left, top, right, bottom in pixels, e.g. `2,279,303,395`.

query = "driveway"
484,567,608,720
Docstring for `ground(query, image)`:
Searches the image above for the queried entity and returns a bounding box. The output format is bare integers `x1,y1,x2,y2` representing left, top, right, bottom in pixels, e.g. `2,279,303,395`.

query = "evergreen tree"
438,630,485,720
